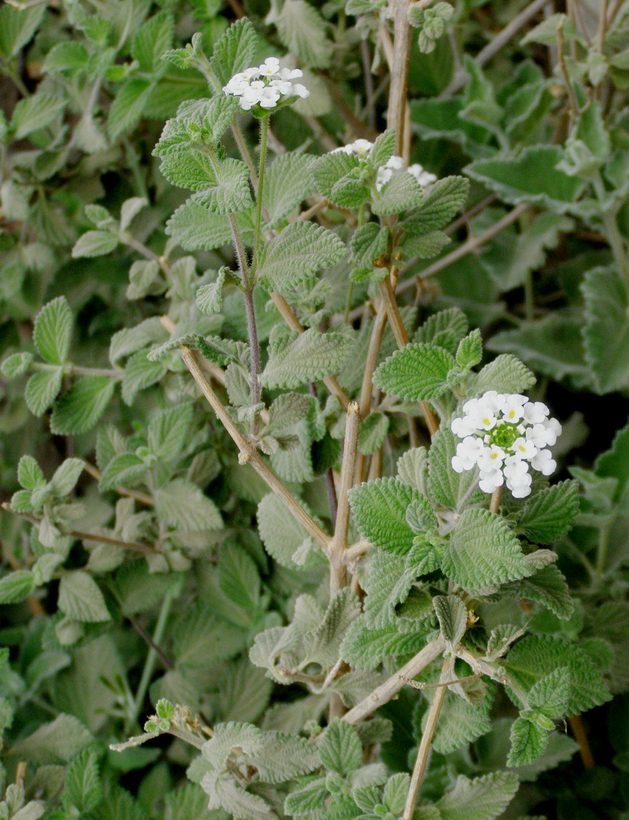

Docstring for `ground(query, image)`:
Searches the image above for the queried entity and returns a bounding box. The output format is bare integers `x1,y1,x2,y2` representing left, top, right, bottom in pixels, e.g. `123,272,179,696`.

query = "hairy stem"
160,325,331,550
343,637,445,724
329,402,361,596
490,485,503,514
252,115,270,276
403,656,455,819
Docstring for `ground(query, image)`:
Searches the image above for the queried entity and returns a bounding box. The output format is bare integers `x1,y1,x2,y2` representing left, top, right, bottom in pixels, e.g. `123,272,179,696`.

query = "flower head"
223,58,309,112
450,392,562,499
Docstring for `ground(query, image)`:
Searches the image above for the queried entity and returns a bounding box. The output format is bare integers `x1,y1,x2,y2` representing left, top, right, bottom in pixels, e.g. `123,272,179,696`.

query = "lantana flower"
450,391,562,499
223,57,309,111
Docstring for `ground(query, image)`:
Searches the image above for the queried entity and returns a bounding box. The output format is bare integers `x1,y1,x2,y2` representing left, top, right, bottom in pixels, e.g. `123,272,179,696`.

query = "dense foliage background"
0,0,627,818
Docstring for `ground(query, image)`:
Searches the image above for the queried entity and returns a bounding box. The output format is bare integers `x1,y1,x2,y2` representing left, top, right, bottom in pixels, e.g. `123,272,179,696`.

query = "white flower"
450,391,561,499
531,448,556,476
223,58,309,111
333,138,374,158
408,163,437,187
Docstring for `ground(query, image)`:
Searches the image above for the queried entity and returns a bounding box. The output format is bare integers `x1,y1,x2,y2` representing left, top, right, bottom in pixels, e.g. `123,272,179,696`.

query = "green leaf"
443,509,533,594
51,377,115,435
1,351,33,379
414,307,469,354
341,616,431,670
402,229,451,259
358,411,390,455
8,714,93,765
269,0,332,69
349,477,418,555
319,721,363,775
49,458,84,496
208,18,260,86
427,429,481,511
582,266,629,393
373,342,455,401
404,175,469,233
505,635,611,714
165,198,232,251
363,549,419,628
433,594,467,645
25,369,63,416
474,354,536,394
11,93,64,139
0,4,45,59
486,314,588,382
518,480,579,543
154,479,223,531
196,268,226,315
193,158,253,214
108,78,154,139
121,349,168,405
33,296,73,364
351,222,389,268
131,11,173,72
147,404,193,461
18,455,45,490
509,564,574,620
63,749,103,813
528,667,571,718
437,771,519,820
261,326,353,389
257,493,321,568
263,153,317,225
257,221,346,293
0,570,36,604
72,230,119,259
58,571,111,623
99,453,148,492
455,329,482,369
466,146,586,213
432,690,493,755
507,717,548,767
372,171,422,215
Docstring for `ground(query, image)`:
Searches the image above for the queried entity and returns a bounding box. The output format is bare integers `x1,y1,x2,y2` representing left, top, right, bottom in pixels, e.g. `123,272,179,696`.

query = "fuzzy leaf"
518,480,579,543
433,595,467,645
505,635,611,714
72,230,119,259
25,369,63,416
58,571,110,623
404,175,469,233
474,354,536,394
443,509,533,594
349,477,418,555
33,296,73,364
582,266,629,393
209,18,260,86
269,0,332,68
373,343,455,400
465,146,586,213
261,326,353,389
257,221,346,293
263,153,317,225
0,570,36,604
507,717,548,767
50,377,115,435
18,455,45,490
427,429,481,511
11,93,64,139
154,480,223,531
165,198,233,251
108,78,154,139
437,771,519,820
319,721,363,775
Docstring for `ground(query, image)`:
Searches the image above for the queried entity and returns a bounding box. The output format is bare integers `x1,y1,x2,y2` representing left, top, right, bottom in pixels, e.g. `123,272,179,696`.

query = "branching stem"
403,655,455,819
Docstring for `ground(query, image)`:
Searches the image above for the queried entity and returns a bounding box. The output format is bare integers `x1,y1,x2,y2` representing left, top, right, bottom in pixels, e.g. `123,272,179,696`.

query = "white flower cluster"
332,140,437,192
450,391,562,498
376,156,437,192
223,57,309,111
